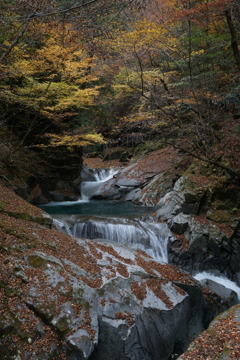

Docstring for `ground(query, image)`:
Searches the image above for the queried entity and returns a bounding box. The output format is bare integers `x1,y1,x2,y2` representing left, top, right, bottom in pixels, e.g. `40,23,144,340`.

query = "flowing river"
40,166,171,262
40,166,240,298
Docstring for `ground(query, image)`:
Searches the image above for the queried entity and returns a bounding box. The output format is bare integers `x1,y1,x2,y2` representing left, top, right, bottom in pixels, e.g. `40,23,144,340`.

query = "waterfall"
54,216,171,263
52,165,170,263
194,271,240,301
81,168,118,200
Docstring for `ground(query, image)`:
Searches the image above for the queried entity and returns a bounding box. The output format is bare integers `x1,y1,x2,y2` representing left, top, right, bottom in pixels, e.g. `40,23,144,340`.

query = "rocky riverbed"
0,181,238,359
1,145,240,359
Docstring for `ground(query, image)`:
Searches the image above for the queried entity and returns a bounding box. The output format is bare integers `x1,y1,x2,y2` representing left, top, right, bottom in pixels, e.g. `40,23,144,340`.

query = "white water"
54,217,171,263
81,168,118,200
44,168,118,206
46,198,89,206
194,271,240,301
52,166,171,263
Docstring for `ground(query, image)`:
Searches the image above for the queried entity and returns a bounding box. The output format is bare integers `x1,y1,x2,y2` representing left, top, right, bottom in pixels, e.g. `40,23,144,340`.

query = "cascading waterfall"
52,165,171,263
53,217,171,263
80,168,118,200
194,271,240,301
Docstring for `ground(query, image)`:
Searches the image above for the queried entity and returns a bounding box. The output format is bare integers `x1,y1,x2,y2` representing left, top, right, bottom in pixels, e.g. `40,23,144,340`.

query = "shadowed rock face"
154,175,240,284
0,182,224,360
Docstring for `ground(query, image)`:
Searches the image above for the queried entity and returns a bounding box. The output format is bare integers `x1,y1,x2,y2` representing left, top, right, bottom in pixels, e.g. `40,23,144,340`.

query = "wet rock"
85,147,180,203
168,216,232,273
156,176,206,221
169,214,190,235
199,279,238,309
125,171,175,206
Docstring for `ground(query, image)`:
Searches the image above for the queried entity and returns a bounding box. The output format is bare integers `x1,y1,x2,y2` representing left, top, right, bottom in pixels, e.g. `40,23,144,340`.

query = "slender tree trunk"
225,8,240,71
188,19,194,86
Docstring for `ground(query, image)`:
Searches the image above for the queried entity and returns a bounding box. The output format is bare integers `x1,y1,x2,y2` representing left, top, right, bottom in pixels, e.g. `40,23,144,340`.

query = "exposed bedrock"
154,176,240,285
1,192,231,360
87,147,181,204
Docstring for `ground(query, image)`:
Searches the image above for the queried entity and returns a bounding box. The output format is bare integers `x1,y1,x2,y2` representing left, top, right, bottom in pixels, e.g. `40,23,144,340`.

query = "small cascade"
54,216,171,263
80,167,118,200
194,271,240,301
140,221,169,263
51,165,170,263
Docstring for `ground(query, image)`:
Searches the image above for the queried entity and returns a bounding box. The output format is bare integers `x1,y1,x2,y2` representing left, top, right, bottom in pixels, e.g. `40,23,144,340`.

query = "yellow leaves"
122,112,155,123
191,49,205,57
175,98,197,105
41,132,106,149
14,42,96,84
106,17,179,58
45,86,101,112
3,19,101,119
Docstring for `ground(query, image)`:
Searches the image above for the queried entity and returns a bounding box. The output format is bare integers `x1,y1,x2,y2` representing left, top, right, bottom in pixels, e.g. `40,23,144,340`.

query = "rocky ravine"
0,181,237,360
83,147,240,285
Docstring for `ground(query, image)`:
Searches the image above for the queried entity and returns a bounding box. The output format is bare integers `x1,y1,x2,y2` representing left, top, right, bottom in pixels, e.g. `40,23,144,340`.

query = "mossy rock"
207,210,232,223
28,301,58,323
3,210,52,227
28,255,48,269
52,315,71,336
0,282,20,298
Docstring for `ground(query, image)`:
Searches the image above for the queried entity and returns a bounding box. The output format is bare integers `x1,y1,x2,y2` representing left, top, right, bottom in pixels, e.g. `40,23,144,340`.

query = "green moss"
81,301,90,310
0,282,20,297
71,288,84,301
5,287,20,297
0,209,52,226
0,200,6,211
28,255,48,269
54,316,70,335
0,223,29,242
207,210,232,223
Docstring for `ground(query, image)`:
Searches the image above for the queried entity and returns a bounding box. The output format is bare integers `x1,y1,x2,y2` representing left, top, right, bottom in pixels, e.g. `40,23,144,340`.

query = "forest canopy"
0,0,239,179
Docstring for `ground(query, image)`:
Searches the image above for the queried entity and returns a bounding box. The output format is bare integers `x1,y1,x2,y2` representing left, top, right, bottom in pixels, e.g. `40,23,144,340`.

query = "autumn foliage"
0,0,240,178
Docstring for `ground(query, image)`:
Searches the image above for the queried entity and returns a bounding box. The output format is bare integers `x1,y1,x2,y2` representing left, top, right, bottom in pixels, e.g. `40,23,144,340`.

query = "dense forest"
0,0,240,185
1,2,240,359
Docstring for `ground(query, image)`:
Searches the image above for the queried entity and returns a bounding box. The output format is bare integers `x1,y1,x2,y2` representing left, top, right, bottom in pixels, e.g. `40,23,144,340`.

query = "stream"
40,165,240,297
40,166,170,262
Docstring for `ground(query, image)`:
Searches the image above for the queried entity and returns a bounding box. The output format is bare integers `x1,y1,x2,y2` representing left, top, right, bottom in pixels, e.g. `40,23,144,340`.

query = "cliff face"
0,181,232,360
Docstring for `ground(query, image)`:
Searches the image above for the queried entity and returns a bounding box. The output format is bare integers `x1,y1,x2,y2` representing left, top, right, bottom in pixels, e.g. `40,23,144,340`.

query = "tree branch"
0,20,30,63
167,141,240,180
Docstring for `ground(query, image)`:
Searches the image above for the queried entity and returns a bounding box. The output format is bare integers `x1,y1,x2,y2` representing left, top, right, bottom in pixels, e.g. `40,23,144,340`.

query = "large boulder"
156,176,206,221
168,214,233,274
155,175,240,282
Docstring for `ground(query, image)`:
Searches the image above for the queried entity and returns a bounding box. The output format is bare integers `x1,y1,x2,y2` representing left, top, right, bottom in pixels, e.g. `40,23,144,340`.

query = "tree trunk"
225,8,240,71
